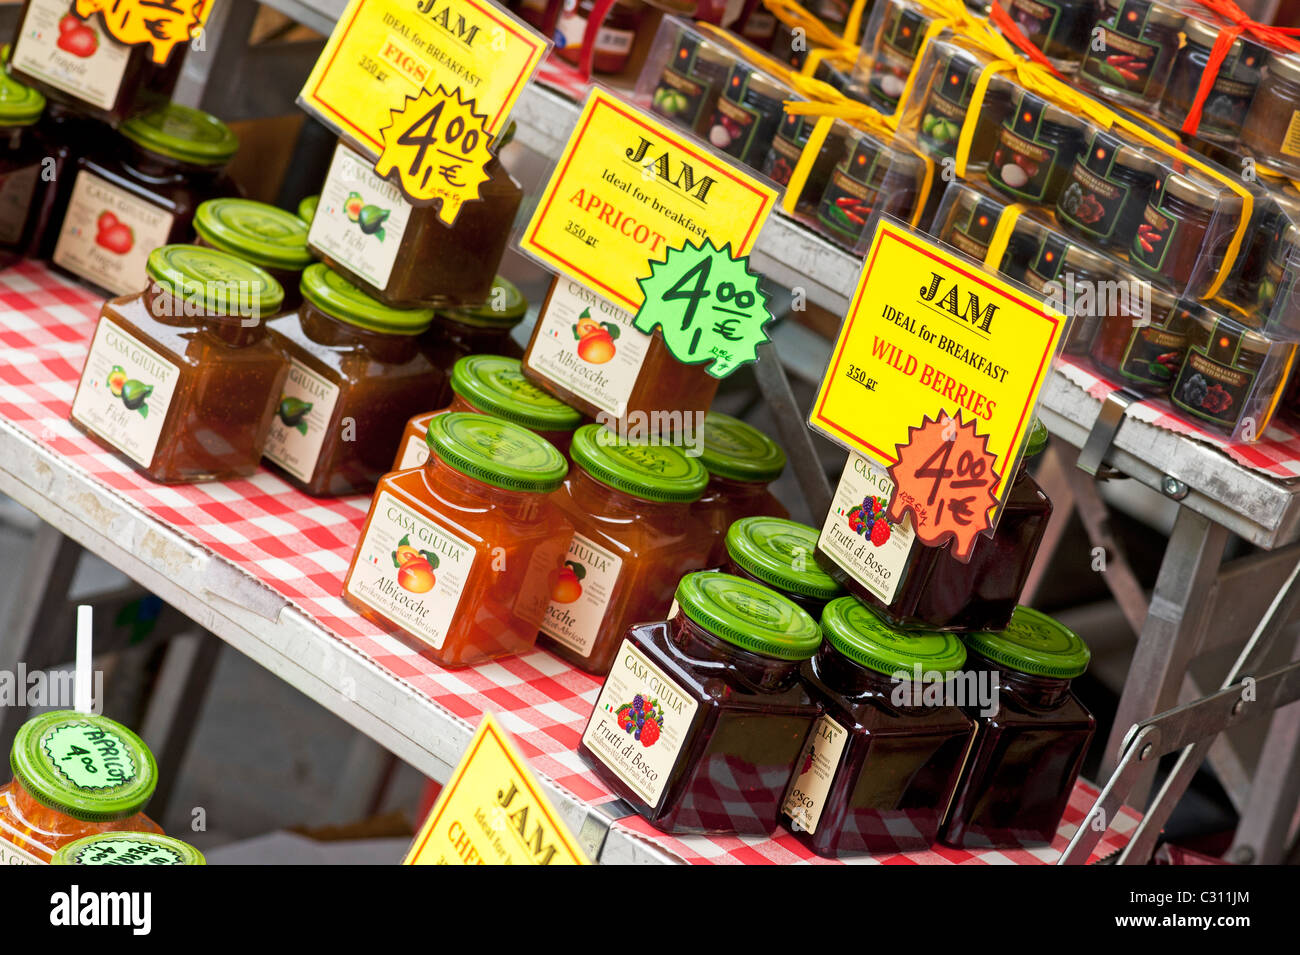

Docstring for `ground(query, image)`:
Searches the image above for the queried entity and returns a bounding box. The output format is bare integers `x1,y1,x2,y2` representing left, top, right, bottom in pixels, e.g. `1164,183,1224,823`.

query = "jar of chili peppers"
1077,0,1185,112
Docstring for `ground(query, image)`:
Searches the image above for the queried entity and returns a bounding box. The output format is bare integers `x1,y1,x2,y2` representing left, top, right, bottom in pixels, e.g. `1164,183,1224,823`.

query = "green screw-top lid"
52,832,206,866
963,606,1091,679
1024,417,1049,458
725,517,845,600
10,711,158,823
570,423,708,503
120,103,239,165
301,263,433,334
820,597,968,677
450,355,583,433
0,60,43,125
298,194,319,224
426,412,567,493
675,572,821,660
146,244,284,315
437,276,528,327
700,412,787,482
193,199,313,271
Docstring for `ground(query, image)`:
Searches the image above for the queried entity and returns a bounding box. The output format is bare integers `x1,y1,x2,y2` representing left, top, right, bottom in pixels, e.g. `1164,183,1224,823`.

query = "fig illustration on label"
394,534,441,594
276,397,312,435
345,192,390,241
106,366,152,417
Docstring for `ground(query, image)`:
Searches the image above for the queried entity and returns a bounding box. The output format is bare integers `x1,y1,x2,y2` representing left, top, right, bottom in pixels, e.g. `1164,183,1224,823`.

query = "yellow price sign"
810,219,1067,515
376,86,493,219
519,88,778,312
299,0,547,155
74,0,208,65
405,713,590,866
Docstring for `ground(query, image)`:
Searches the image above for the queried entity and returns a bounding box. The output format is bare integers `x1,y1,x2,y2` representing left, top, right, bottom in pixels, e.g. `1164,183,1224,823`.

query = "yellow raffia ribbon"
984,202,1025,270
782,114,836,214
761,0,858,55
842,0,873,43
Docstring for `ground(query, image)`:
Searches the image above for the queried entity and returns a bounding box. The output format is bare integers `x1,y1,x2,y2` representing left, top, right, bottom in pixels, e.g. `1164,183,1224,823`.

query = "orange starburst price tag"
75,0,209,65
375,86,493,224
887,411,1000,561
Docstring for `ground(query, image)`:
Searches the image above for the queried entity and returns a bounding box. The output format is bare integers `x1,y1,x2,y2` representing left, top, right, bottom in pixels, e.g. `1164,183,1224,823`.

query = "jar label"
0,841,45,865
70,318,179,468
1080,20,1158,97
525,278,648,419
817,145,883,243
782,714,848,835
1118,324,1186,386
345,491,476,651
582,639,698,809
397,432,430,470
540,533,623,657
67,838,185,865
651,38,723,128
1009,0,1064,50
869,45,918,112
1130,197,1176,274
1281,111,1300,160
1057,158,1130,240
53,171,176,296
41,722,137,790
309,142,412,292
1170,343,1256,429
989,126,1058,203
263,358,342,484
12,0,130,112
0,164,41,245
709,95,760,161
819,452,914,605
555,12,634,54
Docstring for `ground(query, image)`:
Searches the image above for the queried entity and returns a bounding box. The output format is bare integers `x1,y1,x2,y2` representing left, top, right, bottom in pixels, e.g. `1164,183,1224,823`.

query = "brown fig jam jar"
650,31,731,136
780,599,974,856
422,276,529,405
1004,0,1097,72
1243,53,1300,176
1055,129,1159,248
986,89,1086,206
193,199,313,311
1077,0,1185,111
1088,280,1185,394
1160,17,1264,144
940,607,1095,849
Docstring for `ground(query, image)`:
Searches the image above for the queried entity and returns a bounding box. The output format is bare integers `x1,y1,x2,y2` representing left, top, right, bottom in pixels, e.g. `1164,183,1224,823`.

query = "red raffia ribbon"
987,2,1065,79
576,0,619,82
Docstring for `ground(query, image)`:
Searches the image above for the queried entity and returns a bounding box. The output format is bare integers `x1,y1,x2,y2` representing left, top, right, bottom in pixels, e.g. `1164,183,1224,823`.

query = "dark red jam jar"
1088,280,1184,394
579,571,822,835
1004,0,1097,72
781,598,975,857
723,517,844,619
940,606,1095,848
814,129,922,247
1055,128,1159,248
986,88,1086,206
0,63,48,266
1077,0,1185,111
1159,16,1263,144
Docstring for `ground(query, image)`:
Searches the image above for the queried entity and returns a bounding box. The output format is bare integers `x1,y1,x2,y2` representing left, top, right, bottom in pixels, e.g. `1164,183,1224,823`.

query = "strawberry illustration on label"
95,213,134,255
56,16,99,58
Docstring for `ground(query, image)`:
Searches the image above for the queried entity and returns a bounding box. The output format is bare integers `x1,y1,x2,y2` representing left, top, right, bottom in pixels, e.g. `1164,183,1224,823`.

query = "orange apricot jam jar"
539,423,712,675
694,411,790,565
0,711,161,865
343,412,574,667
52,831,205,865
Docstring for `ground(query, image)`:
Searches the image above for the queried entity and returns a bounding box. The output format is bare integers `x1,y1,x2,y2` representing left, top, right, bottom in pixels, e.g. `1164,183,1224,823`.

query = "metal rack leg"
753,340,832,517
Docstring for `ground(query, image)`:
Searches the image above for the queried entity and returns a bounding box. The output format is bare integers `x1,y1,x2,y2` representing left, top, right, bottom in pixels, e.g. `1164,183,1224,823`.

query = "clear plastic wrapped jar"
1077,0,1185,111
1160,17,1263,144
985,89,1086,206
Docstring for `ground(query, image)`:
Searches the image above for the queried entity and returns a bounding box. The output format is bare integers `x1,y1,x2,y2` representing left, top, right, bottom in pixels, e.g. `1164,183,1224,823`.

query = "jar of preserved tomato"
1129,171,1239,293
1089,280,1183,393
52,831,205,866
343,412,573,667
52,102,240,297
0,711,161,865
1055,129,1159,248
940,606,1095,848
986,89,1086,206
0,63,47,266
70,245,288,483
1077,0,1185,111
193,199,313,311
724,517,843,618
579,571,822,834
263,264,440,497
1242,52,1300,175
9,0,182,125
555,0,646,74
694,411,789,564
539,423,711,674
781,598,974,855
422,275,529,395
1160,17,1263,144
705,63,792,171
817,422,1051,633
814,128,923,247
1004,0,1096,72
393,355,583,471
522,275,720,434
649,31,731,135
308,139,522,310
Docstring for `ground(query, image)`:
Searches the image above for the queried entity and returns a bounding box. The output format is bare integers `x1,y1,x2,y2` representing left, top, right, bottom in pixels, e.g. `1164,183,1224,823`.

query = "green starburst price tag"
634,238,772,378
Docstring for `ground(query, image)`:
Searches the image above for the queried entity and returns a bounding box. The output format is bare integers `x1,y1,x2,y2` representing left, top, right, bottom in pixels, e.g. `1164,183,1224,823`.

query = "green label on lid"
54,832,205,866
42,723,137,791
701,411,786,481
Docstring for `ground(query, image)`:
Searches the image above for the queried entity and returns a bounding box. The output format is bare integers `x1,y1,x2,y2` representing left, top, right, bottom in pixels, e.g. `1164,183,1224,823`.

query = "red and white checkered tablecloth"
0,261,1140,864
1057,355,1300,479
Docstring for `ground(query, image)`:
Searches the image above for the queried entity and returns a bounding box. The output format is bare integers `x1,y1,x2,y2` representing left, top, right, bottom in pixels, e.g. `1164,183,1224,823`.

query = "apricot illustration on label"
572,307,619,364
551,560,585,603
277,396,313,435
393,534,441,594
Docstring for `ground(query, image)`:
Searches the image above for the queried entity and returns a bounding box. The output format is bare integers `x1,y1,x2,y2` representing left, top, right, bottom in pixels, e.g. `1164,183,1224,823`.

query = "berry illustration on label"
616,694,664,747
56,14,98,58
94,211,134,255
276,396,312,436
345,191,390,242
572,307,619,364
551,560,585,603
800,750,815,776
847,494,892,546
393,534,440,594
106,365,126,397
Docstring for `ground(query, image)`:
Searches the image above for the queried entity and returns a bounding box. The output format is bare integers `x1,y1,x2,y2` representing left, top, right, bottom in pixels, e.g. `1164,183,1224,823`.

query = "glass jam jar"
1169,303,1297,440
762,111,847,214
308,139,522,309
9,0,181,125
1055,129,1159,248
343,412,573,667
1160,17,1263,144
579,571,822,834
193,199,313,311
69,245,288,484
916,48,1009,168
986,89,1086,206
421,275,529,396
724,517,843,618
1004,0,1097,72
1089,280,1183,393
649,31,731,136
522,275,720,434
52,831,206,866
940,606,1095,848
815,129,922,247
555,0,646,74
539,424,712,675
694,410,789,565
0,711,161,865
297,194,318,225
865,0,934,114
705,63,791,171
393,354,583,471
0,63,48,266
934,183,1011,263
52,102,240,297
781,598,974,856
1029,243,1121,355
817,423,1051,633
1129,171,1233,292
1077,0,1185,111
1242,52,1300,175
263,264,441,497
